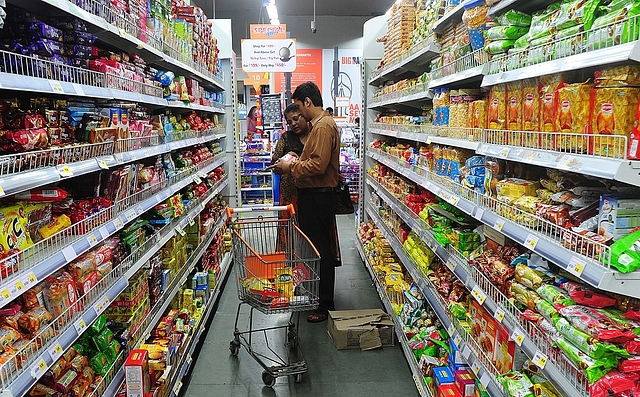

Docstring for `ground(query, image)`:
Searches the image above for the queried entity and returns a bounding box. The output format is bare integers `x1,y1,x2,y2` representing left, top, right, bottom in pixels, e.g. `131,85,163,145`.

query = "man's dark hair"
292,82,323,107
284,103,299,115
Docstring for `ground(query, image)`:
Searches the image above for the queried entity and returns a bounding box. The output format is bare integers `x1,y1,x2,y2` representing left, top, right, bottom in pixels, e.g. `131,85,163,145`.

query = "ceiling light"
266,3,278,20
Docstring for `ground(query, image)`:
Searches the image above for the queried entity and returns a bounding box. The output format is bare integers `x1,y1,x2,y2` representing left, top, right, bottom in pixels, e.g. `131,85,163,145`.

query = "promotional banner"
322,49,362,124
241,39,297,72
249,24,287,39
273,48,323,94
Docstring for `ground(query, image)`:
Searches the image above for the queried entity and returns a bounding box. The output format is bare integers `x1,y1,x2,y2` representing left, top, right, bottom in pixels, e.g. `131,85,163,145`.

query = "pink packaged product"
559,305,638,343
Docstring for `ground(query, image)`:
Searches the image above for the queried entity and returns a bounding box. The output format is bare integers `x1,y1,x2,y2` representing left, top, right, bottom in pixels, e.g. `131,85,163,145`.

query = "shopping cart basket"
226,205,320,387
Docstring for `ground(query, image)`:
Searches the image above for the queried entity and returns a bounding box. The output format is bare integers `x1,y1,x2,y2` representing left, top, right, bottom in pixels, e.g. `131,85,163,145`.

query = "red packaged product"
559,305,638,343
10,188,69,202
10,113,46,129
624,339,640,354
559,281,617,308
590,370,639,397
1,128,49,152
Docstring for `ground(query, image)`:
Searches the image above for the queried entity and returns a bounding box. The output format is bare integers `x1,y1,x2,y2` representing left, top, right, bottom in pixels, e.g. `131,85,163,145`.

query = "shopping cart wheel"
293,373,303,383
229,339,240,356
262,371,276,387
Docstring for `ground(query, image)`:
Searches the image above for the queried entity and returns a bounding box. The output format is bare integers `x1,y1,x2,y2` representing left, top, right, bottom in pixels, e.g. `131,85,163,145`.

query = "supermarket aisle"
184,214,420,396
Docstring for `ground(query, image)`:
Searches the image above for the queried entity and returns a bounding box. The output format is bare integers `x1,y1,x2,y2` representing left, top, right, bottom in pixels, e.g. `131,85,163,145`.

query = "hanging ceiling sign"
241,39,297,72
250,24,287,39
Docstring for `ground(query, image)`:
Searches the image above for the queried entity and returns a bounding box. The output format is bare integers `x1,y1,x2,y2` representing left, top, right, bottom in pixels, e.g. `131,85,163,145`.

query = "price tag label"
23,272,37,289
426,136,433,144
99,227,109,239
137,205,144,215
447,323,456,337
173,381,183,395
511,328,525,346
499,147,511,157
186,354,192,366
126,211,137,222
96,159,109,169
480,372,491,388
532,350,548,369
0,186,5,197
193,174,202,184
119,28,127,37
176,226,185,236
62,245,77,262
199,170,209,179
557,155,580,171
567,256,586,277
462,345,473,361
87,234,98,247
448,195,460,206
0,288,11,301
524,234,539,250
67,82,86,98
180,274,188,285
494,307,506,323
113,218,123,229
14,280,25,294
518,150,534,161
30,358,48,379
474,208,484,221
493,218,504,231
446,259,457,272
471,286,487,305
471,361,481,375
188,217,195,227
476,145,488,155
74,318,87,334
48,343,63,361
49,81,64,94
57,165,73,177
103,296,110,306
453,333,463,348
94,300,105,315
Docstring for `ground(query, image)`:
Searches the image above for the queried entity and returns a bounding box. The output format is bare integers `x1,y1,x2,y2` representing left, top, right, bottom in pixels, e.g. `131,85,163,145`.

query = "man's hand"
267,159,292,175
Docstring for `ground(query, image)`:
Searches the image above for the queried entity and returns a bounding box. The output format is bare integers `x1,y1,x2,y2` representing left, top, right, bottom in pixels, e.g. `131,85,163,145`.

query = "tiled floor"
183,214,419,397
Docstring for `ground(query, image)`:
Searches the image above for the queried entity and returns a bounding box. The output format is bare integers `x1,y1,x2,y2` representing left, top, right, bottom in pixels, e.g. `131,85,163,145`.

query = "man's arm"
290,124,334,179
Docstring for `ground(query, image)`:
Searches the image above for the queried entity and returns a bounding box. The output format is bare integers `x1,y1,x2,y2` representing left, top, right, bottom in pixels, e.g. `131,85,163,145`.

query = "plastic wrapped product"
0,325,22,347
92,328,114,352
68,354,88,373
559,305,637,342
607,228,640,273
510,281,541,310
486,26,530,40
54,369,79,394
556,337,616,383
497,371,535,397
536,285,576,309
590,370,639,397
485,39,517,54
495,10,532,27
559,281,616,308
19,306,53,333
555,318,630,358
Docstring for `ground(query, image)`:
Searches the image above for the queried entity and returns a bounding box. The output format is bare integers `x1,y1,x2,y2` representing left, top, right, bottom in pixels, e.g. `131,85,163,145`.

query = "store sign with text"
249,24,287,39
241,39,297,72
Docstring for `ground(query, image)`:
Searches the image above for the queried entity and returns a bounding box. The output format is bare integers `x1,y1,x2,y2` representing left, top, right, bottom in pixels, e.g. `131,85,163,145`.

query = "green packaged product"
553,0,600,31
89,352,110,376
535,299,561,325
514,263,554,290
497,371,535,397
105,339,121,362
496,10,532,27
555,337,617,383
536,284,576,308
605,228,640,273
510,281,541,310
485,39,517,54
556,24,584,39
598,308,640,335
528,3,562,40
555,318,631,358
514,34,530,48
586,1,640,51
88,314,106,336
92,328,114,352
486,25,530,40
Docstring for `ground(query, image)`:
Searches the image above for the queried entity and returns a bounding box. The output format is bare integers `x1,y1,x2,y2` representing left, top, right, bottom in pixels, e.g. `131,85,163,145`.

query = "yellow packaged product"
595,65,640,87
496,178,541,200
38,214,71,239
506,82,523,141
468,100,487,129
274,267,293,299
540,74,569,149
556,82,593,153
590,87,640,158
488,84,507,131
385,272,405,285
522,79,541,142
0,203,33,256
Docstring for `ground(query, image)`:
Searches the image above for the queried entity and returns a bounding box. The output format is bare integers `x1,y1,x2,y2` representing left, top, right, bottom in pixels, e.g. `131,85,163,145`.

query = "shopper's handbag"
334,182,354,214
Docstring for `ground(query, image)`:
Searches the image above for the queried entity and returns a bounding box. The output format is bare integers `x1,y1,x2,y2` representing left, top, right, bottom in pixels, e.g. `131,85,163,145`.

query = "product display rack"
239,155,275,206
361,5,640,395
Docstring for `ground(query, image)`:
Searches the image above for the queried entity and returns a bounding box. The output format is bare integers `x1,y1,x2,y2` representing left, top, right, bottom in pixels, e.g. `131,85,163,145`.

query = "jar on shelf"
462,0,489,52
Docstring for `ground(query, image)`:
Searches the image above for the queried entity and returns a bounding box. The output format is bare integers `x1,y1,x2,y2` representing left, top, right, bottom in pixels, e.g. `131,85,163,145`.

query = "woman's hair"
284,103,299,115
248,106,257,119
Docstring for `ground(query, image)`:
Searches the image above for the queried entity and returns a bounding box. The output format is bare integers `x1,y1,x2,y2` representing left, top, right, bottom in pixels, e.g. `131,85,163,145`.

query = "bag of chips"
536,284,576,309
559,281,616,308
559,305,638,342
556,337,617,383
590,370,639,397
497,371,535,397
555,318,630,358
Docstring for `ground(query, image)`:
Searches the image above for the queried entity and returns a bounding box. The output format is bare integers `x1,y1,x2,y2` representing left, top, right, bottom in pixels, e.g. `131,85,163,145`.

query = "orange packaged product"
539,74,568,149
590,87,640,158
44,272,78,326
506,82,523,144
629,99,640,159
487,84,507,135
556,82,593,153
522,79,541,147
68,254,97,284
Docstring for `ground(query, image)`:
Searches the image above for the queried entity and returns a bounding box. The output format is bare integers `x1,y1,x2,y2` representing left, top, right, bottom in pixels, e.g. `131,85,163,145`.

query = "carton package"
125,349,150,397
434,366,455,388
327,309,395,350
454,369,475,397
437,383,463,397
598,195,640,241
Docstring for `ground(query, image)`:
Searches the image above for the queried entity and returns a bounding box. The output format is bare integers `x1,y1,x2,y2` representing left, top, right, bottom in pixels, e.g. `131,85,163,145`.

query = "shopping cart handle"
226,204,295,219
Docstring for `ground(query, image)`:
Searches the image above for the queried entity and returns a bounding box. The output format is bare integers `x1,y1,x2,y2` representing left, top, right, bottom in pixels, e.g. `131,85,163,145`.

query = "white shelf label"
74,318,87,334
126,211,137,222
499,147,511,157
471,286,487,305
198,170,209,179
173,381,183,395
87,234,98,248
412,374,425,394
567,256,586,277
72,83,85,96
99,227,109,239
474,207,484,221
532,350,548,369
188,217,195,227
511,328,525,346
137,205,144,215
524,234,539,251
23,272,37,289
0,288,10,302
480,372,491,388
557,155,581,171
48,343,63,361
518,150,535,161
0,186,6,197
30,358,48,379
119,28,127,37
13,279,25,295
471,361,481,375
96,159,109,169
49,81,64,94
180,274,188,285
176,226,186,237
447,323,456,337
193,175,202,184
113,218,124,229
103,296,110,306
94,300,106,315
494,307,505,323
476,145,487,155
62,245,77,262
426,136,433,144
186,354,192,366
462,345,473,361
493,218,505,231
453,333,463,348
57,165,73,177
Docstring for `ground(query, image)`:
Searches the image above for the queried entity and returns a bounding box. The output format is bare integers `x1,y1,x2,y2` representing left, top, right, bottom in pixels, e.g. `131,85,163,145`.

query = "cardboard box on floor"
327,309,395,350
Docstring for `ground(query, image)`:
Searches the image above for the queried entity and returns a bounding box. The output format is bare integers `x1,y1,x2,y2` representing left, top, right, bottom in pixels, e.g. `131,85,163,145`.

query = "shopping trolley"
226,205,321,387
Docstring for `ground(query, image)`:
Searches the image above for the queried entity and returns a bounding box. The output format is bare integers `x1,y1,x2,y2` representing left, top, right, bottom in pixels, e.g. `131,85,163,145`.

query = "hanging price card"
62,245,77,262
74,318,87,334
524,234,539,250
87,234,98,247
474,208,484,221
493,218,504,231
173,381,182,395
471,361,481,375
511,328,525,346
96,159,109,169
30,358,48,379
188,217,195,227
567,256,586,277
480,372,491,388
49,81,64,94
57,165,73,177
48,343,63,361
453,333,463,348
494,307,505,323
532,350,548,369
471,286,487,305
462,345,473,361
